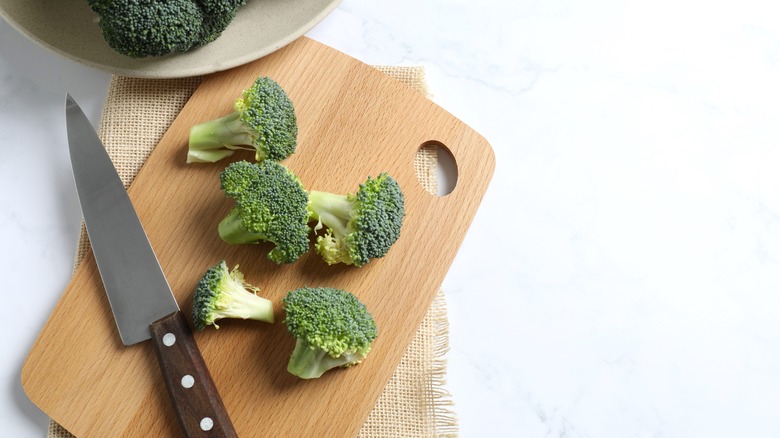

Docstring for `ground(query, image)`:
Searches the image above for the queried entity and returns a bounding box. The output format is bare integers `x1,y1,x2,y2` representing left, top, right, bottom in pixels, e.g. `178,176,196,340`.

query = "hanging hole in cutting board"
416,141,458,196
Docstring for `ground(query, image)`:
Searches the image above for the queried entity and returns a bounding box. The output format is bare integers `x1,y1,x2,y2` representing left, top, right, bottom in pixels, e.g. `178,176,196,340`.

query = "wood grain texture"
22,37,494,437
149,312,238,438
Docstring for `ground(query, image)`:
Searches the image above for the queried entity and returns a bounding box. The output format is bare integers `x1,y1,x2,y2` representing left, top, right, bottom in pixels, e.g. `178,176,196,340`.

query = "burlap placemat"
46,66,457,437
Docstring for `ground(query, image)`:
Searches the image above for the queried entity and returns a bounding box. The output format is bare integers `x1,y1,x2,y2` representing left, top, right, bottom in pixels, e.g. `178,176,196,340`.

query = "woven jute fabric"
48,66,457,437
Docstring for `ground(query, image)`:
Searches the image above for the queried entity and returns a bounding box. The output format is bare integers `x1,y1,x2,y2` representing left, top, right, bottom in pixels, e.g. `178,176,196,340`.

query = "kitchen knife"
65,94,237,437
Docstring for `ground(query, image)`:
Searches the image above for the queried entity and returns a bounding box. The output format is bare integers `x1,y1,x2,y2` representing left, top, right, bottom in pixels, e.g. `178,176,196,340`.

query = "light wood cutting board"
22,37,494,437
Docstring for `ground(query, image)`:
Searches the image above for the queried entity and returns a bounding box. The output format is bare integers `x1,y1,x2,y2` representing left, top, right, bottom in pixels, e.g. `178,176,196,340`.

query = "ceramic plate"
0,0,341,78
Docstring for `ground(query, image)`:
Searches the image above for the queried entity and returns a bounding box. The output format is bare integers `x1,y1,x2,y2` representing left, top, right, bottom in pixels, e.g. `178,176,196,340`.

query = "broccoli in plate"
198,0,246,44
88,0,246,58
93,0,205,58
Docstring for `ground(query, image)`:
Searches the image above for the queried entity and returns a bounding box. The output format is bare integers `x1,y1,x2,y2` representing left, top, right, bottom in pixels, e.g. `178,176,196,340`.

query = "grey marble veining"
4,1,780,436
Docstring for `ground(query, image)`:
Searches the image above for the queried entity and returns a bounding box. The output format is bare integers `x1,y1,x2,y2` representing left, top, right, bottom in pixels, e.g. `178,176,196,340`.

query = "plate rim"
0,0,342,79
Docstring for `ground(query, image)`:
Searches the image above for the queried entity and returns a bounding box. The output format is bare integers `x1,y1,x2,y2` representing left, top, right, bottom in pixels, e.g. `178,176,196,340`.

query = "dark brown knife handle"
150,311,237,438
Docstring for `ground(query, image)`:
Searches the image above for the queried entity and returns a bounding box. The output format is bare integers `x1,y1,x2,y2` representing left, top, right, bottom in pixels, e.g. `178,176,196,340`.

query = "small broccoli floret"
188,76,298,163
196,0,246,44
283,287,378,379
95,0,204,58
86,0,110,14
218,160,311,264
307,173,405,267
191,260,274,330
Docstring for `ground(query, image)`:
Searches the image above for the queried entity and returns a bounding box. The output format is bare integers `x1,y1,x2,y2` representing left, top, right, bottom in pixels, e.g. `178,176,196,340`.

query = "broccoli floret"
307,173,405,267
187,76,298,163
196,0,246,43
283,287,378,379
86,0,110,14
218,160,311,264
191,260,274,330
95,0,205,58
89,0,246,57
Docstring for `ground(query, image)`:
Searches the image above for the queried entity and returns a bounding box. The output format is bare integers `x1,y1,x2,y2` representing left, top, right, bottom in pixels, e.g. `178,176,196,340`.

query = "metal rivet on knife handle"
182,375,195,389
163,333,176,346
150,311,238,438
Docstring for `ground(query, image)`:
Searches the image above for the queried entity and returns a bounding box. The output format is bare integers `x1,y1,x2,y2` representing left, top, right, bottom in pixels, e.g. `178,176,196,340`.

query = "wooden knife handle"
150,311,237,438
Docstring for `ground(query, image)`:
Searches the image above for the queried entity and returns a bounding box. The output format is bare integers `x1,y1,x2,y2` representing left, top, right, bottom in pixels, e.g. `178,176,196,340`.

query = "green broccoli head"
283,287,378,379
86,0,110,14
218,160,311,264
191,260,274,330
196,0,246,44
308,173,405,267
196,0,246,14
89,0,249,57
95,0,204,58
187,76,298,163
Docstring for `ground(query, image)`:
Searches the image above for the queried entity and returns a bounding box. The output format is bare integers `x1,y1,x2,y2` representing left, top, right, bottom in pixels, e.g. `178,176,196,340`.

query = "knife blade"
65,94,237,437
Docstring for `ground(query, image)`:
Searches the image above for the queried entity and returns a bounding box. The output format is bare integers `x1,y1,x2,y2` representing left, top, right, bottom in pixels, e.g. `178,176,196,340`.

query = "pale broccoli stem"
187,112,254,163
307,190,352,235
287,339,364,379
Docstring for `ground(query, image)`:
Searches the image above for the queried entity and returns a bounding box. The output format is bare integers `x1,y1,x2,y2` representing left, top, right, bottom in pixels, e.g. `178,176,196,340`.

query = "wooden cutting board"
22,37,494,437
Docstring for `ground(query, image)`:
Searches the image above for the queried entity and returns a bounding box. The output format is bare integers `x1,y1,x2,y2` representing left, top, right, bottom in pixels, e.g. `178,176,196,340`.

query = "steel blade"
65,94,178,345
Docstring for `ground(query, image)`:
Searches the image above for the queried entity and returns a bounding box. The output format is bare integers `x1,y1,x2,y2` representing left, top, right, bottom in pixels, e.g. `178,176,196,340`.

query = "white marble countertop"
4,1,780,436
